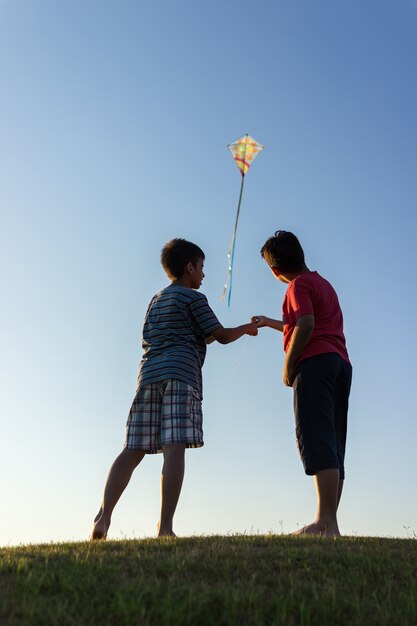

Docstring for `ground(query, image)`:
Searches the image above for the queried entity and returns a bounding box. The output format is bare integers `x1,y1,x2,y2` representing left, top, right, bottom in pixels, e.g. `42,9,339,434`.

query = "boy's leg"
293,468,341,537
91,448,145,540
157,443,186,537
313,468,340,535
292,355,347,537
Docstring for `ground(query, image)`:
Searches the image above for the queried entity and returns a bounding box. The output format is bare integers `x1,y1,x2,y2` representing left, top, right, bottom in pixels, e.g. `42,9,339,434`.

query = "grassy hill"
1,535,416,625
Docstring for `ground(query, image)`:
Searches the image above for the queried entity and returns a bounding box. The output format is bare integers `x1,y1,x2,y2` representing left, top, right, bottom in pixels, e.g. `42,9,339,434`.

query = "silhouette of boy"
91,238,258,539
253,231,352,537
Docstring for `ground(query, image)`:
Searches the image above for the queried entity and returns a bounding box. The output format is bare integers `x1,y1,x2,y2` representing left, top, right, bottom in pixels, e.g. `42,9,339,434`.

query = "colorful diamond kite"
222,134,264,306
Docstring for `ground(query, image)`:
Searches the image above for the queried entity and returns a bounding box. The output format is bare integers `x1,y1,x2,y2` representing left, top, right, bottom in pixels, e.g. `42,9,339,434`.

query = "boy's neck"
171,278,193,288
280,265,311,284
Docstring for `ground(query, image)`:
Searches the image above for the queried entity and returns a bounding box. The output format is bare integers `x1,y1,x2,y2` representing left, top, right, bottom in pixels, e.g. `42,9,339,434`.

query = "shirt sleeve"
284,280,314,325
189,293,222,336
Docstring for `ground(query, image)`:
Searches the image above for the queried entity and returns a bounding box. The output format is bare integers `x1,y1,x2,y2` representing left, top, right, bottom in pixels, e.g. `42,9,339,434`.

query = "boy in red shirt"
253,230,352,537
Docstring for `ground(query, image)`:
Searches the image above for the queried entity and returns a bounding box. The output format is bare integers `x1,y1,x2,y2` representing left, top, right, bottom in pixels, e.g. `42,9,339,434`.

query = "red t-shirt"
282,271,350,365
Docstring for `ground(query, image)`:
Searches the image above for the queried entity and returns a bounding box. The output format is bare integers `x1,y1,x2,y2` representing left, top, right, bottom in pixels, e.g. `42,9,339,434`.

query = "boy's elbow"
211,327,230,344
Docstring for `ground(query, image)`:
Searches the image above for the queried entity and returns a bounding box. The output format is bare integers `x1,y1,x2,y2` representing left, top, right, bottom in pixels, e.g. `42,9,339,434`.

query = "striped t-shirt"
136,284,222,397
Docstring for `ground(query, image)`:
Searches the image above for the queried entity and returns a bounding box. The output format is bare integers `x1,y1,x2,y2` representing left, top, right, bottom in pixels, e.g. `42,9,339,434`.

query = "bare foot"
292,522,340,538
90,509,109,541
156,522,177,538
158,530,177,537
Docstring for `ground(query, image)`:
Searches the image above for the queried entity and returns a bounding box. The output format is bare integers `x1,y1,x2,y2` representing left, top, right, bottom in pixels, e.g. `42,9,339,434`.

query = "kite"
221,133,264,306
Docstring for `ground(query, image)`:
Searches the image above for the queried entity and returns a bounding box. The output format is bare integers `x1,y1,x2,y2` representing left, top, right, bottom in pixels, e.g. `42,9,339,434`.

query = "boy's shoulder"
291,271,330,289
289,272,338,301
154,284,210,304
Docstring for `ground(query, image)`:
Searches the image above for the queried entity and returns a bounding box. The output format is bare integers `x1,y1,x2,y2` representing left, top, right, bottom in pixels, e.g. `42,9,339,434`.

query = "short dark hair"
260,230,305,273
161,238,205,280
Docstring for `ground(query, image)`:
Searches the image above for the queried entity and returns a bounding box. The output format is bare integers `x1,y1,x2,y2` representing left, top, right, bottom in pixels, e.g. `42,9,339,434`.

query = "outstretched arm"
251,315,284,332
210,322,258,345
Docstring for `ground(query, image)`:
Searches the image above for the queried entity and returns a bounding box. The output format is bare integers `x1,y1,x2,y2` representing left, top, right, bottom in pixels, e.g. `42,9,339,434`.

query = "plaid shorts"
124,379,203,454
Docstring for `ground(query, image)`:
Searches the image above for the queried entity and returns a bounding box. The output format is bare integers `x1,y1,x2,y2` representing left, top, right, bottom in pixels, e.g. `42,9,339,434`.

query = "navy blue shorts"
293,353,352,480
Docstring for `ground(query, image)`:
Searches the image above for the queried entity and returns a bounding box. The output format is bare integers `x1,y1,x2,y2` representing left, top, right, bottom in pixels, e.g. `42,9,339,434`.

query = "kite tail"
221,174,245,307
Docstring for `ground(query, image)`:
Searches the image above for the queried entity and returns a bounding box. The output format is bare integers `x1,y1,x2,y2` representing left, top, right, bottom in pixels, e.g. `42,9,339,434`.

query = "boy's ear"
186,261,195,274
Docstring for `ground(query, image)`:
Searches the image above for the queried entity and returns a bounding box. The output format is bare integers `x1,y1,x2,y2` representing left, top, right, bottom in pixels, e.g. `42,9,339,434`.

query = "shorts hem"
304,463,345,479
124,441,204,454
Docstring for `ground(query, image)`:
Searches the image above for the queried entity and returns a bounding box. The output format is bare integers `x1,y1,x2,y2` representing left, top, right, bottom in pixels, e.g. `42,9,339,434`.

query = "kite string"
231,334,248,371
227,173,245,307
221,140,247,306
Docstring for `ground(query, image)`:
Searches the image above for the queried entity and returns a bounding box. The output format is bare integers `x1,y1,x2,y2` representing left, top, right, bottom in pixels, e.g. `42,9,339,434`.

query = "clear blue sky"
1,0,416,545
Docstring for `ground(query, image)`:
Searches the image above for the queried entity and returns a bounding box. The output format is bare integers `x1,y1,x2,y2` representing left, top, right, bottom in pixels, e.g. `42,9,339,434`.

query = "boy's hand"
251,315,267,327
246,322,258,336
251,316,284,332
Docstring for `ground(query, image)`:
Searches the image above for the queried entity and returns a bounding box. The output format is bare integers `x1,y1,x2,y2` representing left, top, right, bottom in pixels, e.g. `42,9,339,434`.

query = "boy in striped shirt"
91,238,258,539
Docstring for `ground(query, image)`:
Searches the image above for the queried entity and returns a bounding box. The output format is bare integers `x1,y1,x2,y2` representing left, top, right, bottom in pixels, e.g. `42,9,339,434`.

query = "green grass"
1,535,416,625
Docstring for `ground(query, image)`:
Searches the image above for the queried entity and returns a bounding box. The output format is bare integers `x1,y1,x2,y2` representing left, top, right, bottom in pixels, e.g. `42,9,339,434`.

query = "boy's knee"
122,447,145,465
163,443,186,451
162,444,186,458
